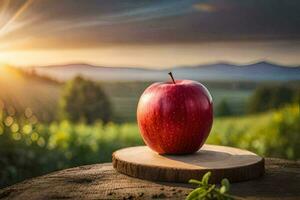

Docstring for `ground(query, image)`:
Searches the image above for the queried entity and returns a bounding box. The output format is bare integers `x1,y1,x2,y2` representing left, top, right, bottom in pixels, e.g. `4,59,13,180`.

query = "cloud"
51,1,194,32
0,0,299,50
193,3,216,12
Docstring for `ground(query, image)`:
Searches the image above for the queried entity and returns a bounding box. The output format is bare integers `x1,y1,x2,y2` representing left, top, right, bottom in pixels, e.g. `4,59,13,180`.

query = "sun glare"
0,0,35,65
0,63,23,82
0,0,34,38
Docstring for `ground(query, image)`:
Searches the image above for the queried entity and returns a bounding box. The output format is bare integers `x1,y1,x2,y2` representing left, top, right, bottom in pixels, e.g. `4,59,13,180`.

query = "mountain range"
31,61,300,82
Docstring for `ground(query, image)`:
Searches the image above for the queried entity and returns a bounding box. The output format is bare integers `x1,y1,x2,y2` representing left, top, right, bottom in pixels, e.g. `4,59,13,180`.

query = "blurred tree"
248,86,296,113
216,99,232,116
248,87,271,113
294,88,300,105
59,76,112,124
269,86,293,108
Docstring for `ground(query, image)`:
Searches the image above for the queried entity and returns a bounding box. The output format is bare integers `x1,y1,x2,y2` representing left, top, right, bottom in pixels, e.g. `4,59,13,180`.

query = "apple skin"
137,80,213,154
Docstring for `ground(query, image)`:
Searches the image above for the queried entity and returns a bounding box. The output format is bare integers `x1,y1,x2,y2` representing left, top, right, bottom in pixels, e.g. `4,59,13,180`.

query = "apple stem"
168,72,176,84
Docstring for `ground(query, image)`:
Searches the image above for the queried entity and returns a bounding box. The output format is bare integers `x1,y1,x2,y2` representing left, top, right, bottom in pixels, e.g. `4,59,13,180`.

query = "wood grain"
113,145,265,183
0,158,299,200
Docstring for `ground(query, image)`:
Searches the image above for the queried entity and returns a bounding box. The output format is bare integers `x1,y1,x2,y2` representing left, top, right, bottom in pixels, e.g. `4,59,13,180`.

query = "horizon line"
11,60,299,70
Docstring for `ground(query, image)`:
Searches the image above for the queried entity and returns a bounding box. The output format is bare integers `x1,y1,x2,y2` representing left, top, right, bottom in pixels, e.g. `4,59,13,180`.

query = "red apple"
137,72,213,154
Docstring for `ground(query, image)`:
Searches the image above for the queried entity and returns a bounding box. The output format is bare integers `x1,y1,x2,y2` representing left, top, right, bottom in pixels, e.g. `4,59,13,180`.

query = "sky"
0,0,299,68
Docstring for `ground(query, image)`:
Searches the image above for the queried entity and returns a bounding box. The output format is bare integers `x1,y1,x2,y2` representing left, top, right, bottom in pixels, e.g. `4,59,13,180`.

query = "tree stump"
0,158,299,200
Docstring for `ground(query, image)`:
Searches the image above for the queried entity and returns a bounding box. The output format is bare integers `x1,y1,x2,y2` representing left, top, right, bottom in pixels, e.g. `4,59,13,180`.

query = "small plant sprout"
186,172,234,200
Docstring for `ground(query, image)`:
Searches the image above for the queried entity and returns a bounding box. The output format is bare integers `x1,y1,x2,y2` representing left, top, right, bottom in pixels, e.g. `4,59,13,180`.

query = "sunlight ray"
0,0,34,38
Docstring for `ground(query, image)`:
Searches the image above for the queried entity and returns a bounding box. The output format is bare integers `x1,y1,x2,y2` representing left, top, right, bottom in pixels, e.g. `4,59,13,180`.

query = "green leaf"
207,184,215,193
198,191,208,199
185,188,206,200
221,178,230,192
201,171,211,185
220,185,226,194
189,179,202,185
187,172,234,200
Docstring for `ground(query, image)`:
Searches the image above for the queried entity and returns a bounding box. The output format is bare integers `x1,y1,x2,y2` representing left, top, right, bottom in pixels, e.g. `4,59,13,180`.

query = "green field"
0,68,254,122
2,67,299,124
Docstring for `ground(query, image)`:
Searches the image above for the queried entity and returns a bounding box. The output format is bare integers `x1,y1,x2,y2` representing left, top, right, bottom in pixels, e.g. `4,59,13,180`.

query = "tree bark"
0,158,299,200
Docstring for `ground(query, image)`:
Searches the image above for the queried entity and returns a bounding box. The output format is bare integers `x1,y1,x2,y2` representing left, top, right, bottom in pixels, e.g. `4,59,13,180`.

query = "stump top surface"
112,145,264,183
113,145,262,169
0,158,299,200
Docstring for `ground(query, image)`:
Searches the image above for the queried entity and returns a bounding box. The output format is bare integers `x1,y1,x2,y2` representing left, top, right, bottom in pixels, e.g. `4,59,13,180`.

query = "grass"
209,104,300,159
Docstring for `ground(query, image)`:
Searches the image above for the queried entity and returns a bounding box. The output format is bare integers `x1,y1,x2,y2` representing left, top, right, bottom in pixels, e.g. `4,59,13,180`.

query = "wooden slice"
112,144,264,183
